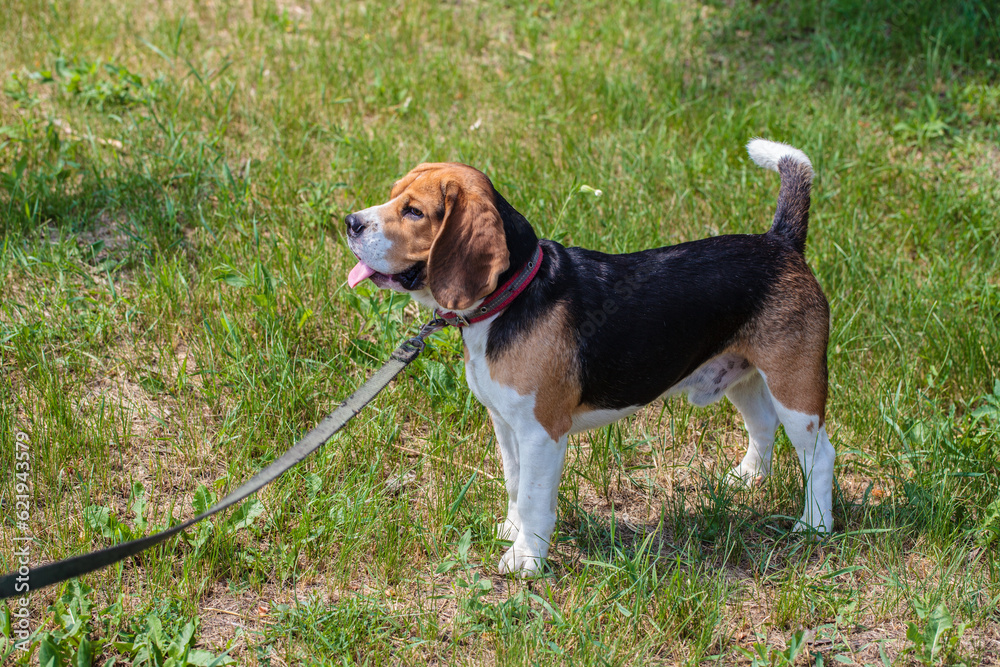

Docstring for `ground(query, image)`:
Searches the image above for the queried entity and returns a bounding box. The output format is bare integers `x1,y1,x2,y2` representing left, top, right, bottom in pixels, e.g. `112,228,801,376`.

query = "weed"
737,629,807,667
24,54,162,110
0,582,234,666
903,599,971,667
893,94,955,146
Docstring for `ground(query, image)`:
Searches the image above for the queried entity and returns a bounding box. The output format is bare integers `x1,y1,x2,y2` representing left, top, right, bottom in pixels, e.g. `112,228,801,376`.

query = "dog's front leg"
489,410,521,541
499,425,567,577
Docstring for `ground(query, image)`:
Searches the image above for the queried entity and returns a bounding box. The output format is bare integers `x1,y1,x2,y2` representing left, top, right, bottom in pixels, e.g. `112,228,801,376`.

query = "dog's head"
345,163,511,312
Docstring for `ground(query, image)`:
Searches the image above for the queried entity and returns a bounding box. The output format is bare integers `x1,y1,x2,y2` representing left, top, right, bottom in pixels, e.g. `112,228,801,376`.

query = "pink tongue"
348,261,377,288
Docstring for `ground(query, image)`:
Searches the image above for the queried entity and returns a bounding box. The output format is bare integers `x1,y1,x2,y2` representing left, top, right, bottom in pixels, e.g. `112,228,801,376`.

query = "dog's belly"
570,353,757,434
666,352,756,406
569,405,643,434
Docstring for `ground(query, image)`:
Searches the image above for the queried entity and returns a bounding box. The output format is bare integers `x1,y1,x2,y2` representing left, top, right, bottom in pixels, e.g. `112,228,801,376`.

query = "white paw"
726,463,767,488
495,519,519,541
793,509,834,533
498,545,543,577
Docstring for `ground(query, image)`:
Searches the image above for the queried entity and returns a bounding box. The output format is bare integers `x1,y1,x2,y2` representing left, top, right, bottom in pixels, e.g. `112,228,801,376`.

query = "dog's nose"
345,213,366,237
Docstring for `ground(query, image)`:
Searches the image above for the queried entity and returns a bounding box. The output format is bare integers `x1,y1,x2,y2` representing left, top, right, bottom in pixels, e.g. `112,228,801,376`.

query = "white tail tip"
746,138,813,175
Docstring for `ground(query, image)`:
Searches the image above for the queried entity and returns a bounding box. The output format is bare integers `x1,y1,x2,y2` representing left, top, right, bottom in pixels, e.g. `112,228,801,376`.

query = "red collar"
435,244,543,327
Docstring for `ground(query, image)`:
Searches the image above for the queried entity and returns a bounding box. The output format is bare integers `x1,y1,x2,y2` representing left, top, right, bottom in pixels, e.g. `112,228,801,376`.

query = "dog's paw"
726,463,767,488
498,545,543,578
495,519,519,541
792,508,834,534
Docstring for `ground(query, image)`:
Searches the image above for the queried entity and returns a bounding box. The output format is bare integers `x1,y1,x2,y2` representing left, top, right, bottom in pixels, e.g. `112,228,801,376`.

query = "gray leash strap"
0,318,446,600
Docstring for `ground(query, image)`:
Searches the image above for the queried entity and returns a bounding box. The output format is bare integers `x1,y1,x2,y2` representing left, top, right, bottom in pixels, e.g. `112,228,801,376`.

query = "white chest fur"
461,318,532,418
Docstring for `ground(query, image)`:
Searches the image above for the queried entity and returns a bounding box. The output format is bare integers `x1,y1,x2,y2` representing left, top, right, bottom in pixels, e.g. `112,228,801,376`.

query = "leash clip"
395,316,448,361
418,316,449,338
434,309,469,327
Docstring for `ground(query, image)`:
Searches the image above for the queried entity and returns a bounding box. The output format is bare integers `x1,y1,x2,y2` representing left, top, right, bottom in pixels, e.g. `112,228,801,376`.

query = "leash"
0,317,447,600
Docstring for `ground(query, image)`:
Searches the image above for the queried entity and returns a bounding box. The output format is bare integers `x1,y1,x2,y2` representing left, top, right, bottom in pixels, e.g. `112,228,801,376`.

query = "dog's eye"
402,206,423,219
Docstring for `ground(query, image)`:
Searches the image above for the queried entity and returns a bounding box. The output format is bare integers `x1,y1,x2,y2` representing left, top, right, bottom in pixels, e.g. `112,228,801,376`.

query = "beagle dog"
345,139,835,576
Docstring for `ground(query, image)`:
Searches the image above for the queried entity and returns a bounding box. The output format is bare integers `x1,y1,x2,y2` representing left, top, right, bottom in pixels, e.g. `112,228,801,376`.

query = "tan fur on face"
378,163,510,310
488,303,581,440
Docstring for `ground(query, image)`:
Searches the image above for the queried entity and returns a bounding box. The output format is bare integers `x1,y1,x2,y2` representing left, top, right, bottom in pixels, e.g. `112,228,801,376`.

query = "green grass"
1,0,999,664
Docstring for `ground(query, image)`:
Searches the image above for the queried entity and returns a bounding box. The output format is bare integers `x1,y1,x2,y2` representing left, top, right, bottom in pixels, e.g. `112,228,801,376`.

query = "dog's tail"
747,138,814,254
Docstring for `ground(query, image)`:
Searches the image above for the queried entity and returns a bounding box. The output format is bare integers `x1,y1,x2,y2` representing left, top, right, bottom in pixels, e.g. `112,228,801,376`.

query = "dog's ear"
428,177,510,311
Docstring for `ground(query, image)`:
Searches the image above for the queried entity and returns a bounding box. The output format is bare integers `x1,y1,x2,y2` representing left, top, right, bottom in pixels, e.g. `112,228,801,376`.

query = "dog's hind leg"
767,393,836,533
739,275,835,532
752,329,835,533
726,371,780,485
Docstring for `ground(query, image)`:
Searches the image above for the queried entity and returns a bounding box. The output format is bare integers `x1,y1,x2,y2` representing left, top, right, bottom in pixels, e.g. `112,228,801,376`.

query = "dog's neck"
435,243,543,327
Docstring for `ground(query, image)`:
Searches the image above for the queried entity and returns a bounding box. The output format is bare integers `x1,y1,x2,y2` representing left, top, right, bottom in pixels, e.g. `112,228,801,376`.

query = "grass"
1,0,999,663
